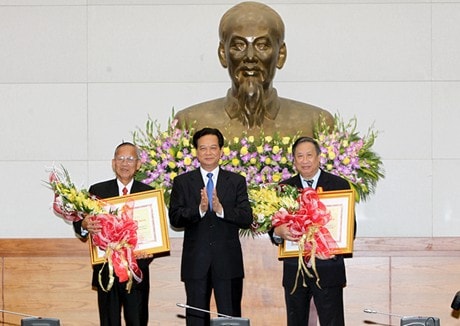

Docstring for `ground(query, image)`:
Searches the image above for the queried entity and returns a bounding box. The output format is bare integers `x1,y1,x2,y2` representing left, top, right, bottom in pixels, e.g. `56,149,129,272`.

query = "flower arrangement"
47,165,141,292
133,114,297,206
247,183,300,235
133,116,199,206
48,165,104,221
314,114,384,202
134,112,384,209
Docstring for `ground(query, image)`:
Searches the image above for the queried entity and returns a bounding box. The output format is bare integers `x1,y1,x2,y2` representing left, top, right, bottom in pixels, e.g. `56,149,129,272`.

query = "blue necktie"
305,179,314,188
206,173,214,210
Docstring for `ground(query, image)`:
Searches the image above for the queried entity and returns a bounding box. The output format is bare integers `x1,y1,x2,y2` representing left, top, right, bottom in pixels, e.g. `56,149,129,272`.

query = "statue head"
217,2,287,128
218,1,287,96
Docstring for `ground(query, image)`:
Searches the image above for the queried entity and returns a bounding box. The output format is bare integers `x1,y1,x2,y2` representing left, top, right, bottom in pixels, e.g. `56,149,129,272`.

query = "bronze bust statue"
175,1,333,139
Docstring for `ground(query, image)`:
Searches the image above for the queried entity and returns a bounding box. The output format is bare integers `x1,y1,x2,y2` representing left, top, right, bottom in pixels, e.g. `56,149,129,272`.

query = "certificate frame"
90,189,170,264
278,188,355,258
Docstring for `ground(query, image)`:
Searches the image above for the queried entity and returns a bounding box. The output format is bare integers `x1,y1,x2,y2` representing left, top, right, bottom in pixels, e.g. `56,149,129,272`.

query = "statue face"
219,14,286,92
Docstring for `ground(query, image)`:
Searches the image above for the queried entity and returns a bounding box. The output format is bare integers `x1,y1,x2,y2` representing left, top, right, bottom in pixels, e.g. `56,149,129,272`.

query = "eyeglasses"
115,156,138,165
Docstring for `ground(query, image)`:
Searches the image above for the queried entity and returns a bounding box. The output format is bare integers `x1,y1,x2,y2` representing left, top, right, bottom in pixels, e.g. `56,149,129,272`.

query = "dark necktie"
305,179,314,188
122,187,128,195
206,173,214,210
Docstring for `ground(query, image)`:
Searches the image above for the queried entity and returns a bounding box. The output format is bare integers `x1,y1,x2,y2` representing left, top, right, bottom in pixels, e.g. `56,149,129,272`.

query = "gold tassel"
98,241,134,293
290,226,322,294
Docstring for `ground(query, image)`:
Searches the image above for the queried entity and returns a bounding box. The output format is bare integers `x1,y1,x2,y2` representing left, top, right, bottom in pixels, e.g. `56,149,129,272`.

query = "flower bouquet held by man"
47,164,142,293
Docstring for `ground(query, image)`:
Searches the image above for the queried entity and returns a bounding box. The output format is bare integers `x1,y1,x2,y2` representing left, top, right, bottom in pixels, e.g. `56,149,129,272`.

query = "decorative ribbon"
52,192,84,222
272,187,338,293
92,200,142,293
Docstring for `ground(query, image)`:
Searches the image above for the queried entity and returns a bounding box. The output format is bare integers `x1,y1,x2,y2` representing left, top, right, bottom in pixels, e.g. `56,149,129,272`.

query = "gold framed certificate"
279,188,355,258
90,189,170,264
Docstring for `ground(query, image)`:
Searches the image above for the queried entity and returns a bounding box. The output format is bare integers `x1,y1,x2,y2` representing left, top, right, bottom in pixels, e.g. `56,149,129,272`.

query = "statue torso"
175,97,333,140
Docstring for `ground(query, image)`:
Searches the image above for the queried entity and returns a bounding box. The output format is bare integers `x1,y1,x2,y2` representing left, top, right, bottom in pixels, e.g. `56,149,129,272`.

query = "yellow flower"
280,156,287,164
257,146,264,154
184,157,192,166
223,147,231,156
168,161,176,169
182,138,190,147
232,158,240,166
342,157,350,165
272,145,280,154
150,159,158,167
264,136,273,143
326,163,333,171
233,137,239,143
328,150,336,160
170,172,177,180
87,200,102,213
264,157,272,165
250,157,257,165
176,151,184,159
272,173,282,182
191,148,197,157
240,146,248,155
248,136,254,143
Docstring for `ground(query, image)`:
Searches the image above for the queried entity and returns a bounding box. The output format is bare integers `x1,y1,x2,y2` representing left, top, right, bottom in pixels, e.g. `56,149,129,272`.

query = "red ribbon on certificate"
91,200,142,293
272,188,337,292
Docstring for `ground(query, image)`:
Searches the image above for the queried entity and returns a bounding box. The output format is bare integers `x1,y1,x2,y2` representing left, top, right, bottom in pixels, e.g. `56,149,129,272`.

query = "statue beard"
236,77,266,128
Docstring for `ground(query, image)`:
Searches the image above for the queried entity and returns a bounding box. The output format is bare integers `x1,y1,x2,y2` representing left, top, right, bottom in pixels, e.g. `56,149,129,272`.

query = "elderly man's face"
219,16,286,92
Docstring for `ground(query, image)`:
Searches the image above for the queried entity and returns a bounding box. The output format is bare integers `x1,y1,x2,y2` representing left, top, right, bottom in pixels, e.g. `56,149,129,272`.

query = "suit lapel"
293,174,303,189
131,180,144,193
108,179,120,197
189,170,205,202
317,170,330,190
216,169,228,198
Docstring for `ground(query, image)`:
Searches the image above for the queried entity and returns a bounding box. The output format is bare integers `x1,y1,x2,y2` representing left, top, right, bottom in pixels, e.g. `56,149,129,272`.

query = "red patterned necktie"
122,187,128,196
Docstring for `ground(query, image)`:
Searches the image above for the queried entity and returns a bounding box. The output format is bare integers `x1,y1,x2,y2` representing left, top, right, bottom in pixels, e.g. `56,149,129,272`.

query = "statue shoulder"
279,97,334,126
176,98,226,115
174,97,228,130
279,97,332,117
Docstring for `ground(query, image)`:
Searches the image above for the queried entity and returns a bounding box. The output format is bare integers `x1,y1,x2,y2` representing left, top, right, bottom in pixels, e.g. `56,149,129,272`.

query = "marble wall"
0,0,459,238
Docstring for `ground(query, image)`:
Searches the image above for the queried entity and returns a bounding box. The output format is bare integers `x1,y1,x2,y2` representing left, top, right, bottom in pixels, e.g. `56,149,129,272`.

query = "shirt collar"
200,167,219,184
117,179,134,195
301,169,321,189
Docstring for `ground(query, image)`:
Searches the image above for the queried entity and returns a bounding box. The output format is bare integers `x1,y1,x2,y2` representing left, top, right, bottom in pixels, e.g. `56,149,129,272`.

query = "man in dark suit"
169,127,253,326
272,136,355,326
73,142,153,326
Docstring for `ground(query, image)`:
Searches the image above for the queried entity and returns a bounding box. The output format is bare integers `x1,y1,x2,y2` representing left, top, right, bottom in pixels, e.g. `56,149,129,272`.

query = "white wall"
1,0,459,238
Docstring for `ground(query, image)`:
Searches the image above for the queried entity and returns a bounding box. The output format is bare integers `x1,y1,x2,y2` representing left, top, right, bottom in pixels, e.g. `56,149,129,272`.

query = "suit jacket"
168,168,253,280
73,178,153,289
280,170,354,288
